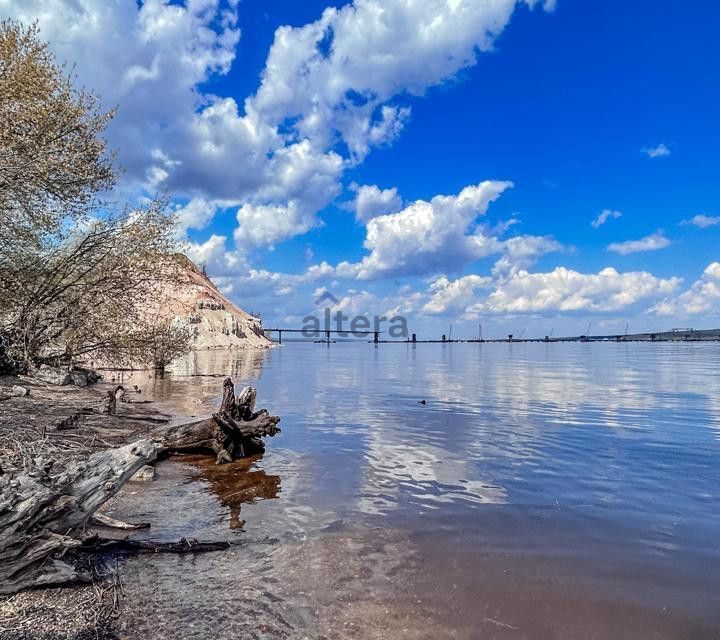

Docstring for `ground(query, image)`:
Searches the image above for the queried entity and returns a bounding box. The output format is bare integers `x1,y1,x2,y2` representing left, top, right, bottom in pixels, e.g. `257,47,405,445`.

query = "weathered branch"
90,512,150,530
0,439,156,594
77,537,232,555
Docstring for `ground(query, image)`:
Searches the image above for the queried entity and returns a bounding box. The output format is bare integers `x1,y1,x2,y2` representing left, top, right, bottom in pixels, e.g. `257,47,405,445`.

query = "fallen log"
152,378,280,464
0,439,156,595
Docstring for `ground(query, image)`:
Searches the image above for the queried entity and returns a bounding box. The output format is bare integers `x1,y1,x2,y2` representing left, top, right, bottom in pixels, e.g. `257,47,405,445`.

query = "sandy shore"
0,374,173,640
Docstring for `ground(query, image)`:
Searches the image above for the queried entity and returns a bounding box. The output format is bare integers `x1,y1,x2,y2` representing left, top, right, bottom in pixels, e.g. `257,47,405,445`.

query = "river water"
106,342,720,639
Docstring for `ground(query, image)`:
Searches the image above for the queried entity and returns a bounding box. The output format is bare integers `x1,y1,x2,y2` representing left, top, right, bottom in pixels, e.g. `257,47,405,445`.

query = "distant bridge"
262,328,382,344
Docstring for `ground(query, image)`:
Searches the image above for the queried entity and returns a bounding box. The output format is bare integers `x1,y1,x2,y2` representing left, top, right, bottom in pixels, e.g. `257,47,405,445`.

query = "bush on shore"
0,20,191,375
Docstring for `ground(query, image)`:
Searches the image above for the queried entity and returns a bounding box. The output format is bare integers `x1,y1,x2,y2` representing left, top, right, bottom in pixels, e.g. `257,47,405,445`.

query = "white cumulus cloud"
607,231,671,255
650,263,720,316
465,267,681,315
423,275,492,315
336,181,512,279
591,209,622,229
185,233,246,277
250,0,553,161
642,143,671,158
492,234,563,276
351,184,403,223
174,198,223,233
296,181,563,281
680,214,720,229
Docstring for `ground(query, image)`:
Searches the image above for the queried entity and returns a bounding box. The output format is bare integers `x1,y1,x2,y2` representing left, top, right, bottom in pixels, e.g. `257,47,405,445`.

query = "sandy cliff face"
152,255,272,349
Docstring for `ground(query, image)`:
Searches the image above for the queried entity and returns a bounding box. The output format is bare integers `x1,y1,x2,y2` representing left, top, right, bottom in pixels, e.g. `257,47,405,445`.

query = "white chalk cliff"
153,255,272,349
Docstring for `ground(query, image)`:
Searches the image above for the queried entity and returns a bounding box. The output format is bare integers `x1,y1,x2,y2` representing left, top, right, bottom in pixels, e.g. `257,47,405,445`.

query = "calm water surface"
106,342,720,639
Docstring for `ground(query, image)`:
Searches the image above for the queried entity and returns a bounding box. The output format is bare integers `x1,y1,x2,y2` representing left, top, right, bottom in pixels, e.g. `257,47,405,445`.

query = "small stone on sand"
130,465,155,482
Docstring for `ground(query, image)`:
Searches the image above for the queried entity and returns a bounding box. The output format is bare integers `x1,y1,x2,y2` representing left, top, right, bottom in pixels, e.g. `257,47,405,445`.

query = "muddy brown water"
104,343,720,639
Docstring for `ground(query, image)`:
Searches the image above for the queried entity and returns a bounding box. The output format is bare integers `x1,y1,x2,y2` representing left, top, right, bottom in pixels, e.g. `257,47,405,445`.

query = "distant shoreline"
264,328,720,344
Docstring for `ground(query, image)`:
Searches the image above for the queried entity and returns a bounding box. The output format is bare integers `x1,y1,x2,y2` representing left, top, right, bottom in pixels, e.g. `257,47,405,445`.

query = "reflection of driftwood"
188,454,281,529
0,440,156,595
154,378,280,464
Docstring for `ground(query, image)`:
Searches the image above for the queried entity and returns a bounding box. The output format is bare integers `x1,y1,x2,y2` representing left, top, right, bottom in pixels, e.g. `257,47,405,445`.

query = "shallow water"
107,342,720,639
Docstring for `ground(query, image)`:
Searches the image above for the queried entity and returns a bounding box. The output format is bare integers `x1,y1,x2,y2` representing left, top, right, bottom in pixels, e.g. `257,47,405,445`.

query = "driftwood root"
153,378,280,464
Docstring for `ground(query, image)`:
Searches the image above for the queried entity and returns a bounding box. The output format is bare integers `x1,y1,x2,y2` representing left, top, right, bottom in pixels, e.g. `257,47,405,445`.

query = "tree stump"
153,377,280,464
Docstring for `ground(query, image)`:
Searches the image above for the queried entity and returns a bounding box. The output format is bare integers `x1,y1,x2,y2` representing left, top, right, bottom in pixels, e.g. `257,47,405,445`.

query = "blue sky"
4,0,719,338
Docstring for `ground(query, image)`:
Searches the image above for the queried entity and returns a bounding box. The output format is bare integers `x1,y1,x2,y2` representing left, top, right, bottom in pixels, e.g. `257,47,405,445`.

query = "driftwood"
104,385,125,416
55,411,84,431
0,377,280,594
0,440,156,595
153,378,281,464
90,512,150,530
77,536,232,554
